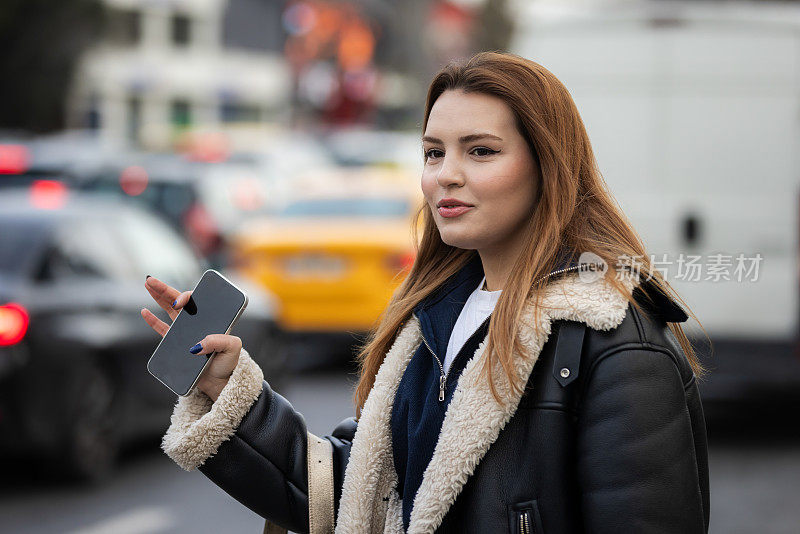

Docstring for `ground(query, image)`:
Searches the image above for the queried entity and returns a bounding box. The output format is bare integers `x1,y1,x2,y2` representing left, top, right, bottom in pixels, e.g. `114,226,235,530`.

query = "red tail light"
29,180,68,210
0,303,29,346
0,144,30,174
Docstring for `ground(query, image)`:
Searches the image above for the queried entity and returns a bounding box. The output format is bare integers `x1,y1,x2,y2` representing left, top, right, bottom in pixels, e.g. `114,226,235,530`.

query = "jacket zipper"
532,263,581,285
418,313,492,402
418,264,582,403
518,510,532,534
420,334,449,401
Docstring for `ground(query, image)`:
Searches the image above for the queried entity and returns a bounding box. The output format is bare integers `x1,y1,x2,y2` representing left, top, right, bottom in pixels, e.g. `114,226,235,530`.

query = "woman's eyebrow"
422,133,503,144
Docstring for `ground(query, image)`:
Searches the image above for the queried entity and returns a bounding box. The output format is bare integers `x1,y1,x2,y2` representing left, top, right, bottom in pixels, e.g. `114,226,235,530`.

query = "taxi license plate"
283,253,346,278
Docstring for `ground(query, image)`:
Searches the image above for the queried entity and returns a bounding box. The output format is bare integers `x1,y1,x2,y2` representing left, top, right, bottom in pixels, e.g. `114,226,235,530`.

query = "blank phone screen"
147,270,247,396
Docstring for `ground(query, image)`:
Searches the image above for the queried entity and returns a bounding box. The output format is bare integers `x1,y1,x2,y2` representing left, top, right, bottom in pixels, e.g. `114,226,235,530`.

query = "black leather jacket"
164,273,710,534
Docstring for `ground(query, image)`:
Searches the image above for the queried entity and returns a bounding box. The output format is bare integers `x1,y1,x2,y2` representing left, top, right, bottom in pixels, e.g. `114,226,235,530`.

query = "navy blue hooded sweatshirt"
390,251,576,530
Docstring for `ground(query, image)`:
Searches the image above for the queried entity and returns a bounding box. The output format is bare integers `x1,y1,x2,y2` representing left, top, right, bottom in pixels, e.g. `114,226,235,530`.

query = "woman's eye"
472,147,498,157
424,148,443,160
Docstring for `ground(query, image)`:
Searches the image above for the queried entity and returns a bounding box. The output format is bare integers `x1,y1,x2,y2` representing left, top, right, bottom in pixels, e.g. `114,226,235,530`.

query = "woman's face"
421,89,539,257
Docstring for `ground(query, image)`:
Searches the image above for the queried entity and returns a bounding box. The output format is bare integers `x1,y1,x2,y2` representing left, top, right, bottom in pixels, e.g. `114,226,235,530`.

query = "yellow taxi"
231,168,424,336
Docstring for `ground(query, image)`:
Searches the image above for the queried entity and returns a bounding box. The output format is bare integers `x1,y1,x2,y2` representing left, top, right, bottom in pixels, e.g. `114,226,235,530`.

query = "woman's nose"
435,155,466,187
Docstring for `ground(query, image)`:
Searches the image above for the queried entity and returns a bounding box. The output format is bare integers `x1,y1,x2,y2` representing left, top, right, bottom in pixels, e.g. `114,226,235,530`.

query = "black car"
0,188,286,482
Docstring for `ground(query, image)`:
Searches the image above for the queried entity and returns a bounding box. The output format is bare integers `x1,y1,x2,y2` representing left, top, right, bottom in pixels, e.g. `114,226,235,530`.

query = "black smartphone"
147,269,248,396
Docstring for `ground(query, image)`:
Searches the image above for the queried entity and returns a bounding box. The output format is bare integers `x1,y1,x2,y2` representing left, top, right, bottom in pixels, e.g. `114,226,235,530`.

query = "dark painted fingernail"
189,343,202,354
171,299,177,308
146,275,151,280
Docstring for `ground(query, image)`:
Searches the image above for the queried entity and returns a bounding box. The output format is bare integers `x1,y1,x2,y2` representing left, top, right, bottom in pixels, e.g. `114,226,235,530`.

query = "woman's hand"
141,276,242,402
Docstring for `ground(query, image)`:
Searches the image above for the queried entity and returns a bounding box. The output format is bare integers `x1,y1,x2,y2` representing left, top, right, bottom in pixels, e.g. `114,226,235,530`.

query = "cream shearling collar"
335,270,640,534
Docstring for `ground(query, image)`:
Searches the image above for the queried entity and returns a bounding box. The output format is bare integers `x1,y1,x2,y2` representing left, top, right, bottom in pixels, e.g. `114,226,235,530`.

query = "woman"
142,52,710,533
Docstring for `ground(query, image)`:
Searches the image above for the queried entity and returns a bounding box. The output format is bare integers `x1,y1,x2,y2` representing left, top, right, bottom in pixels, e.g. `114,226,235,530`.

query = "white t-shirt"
443,275,502,375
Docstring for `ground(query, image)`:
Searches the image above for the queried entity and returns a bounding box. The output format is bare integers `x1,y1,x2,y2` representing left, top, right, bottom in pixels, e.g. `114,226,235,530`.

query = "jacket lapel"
335,314,423,534
336,270,639,534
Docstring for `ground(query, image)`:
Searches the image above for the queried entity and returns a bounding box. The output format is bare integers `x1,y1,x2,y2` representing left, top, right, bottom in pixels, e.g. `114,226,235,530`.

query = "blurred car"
0,135,273,269
0,186,285,482
74,148,334,270
230,168,423,363
1,130,339,273
319,127,423,174
75,152,250,268
0,130,128,190
235,130,338,212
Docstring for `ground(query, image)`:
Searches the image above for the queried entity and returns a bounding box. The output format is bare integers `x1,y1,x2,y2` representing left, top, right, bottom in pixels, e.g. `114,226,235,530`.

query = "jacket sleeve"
160,347,358,533
576,348,708,533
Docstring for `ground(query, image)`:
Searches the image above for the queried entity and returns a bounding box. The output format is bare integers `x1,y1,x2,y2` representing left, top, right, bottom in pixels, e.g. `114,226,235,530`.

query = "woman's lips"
438,205,473,218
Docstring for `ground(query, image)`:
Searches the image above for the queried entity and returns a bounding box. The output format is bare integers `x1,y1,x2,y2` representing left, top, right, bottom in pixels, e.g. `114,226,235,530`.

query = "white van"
510,0,800,403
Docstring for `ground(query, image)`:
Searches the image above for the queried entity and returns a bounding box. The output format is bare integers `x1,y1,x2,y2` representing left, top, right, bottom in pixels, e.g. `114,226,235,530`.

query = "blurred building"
40,0,514,144
66,0,291,150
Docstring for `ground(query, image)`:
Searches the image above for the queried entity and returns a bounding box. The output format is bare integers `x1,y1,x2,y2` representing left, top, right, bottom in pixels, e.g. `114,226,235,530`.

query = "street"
1,367,798,534
2,0,799,532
